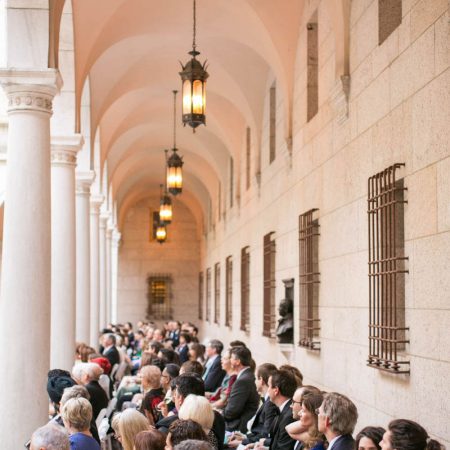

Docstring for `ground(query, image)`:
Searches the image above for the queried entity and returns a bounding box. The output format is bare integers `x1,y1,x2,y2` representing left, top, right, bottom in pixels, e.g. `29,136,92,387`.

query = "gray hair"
30,423,69,450
321,392,358,435
174,440,213,450
60,385,90,406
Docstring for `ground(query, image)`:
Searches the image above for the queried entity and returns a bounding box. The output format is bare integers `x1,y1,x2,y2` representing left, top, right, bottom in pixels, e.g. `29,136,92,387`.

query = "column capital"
51,134,84,167
76,171,95,196
90,195,104,215
112,230,122,247
99,212,110,229
0,68,63,115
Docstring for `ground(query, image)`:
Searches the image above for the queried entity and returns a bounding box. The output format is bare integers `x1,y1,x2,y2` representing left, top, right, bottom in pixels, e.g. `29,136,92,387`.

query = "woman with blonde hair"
178,394,218,449
60,397,100,450
118,408,151,450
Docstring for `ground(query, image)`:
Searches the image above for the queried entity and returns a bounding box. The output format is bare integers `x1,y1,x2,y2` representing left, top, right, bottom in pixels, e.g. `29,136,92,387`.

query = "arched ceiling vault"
67,0,338,231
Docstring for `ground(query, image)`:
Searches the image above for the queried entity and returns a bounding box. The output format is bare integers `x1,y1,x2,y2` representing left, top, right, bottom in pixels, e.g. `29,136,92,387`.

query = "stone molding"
112,230,122,248
99,213,109,229
0,69,63,115
51,134,84,167
90,194,104,215
76,171,95,196
330,75,351,125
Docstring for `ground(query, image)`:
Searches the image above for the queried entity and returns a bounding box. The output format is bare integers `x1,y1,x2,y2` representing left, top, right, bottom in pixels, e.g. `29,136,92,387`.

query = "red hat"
91,357,112,375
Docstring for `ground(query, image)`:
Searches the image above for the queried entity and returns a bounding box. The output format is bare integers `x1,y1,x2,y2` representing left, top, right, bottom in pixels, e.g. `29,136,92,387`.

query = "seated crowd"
30,320,445,450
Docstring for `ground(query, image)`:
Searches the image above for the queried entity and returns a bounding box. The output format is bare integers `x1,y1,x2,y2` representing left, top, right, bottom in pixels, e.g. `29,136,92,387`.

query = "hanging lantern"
159,184,173,224
179,0,209,130
166,148,183,196
156,221,167,244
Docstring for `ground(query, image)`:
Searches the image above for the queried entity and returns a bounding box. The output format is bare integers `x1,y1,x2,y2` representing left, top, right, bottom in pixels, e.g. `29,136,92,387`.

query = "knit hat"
47,375,76,404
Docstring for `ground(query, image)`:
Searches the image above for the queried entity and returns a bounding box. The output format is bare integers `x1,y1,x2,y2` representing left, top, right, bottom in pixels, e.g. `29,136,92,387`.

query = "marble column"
98,213,108,330
0,69,61,449
105,225,113,325
50,135,83,371
75,171,95,344
89,195,103,347
111,229,121,324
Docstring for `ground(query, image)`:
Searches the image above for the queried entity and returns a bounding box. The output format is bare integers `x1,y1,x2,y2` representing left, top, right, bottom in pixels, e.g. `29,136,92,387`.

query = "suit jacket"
203,355,226,392
223,368,260,433
330,434,355,450
85,380,109,420
177,344,190,364
156,410,225,450
242,397,279,444
268,399,296,450
103,345,120,368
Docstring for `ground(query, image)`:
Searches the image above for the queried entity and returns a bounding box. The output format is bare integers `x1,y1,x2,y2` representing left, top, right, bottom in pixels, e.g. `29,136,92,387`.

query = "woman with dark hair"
356,427,385,450
381,420,444,450
188,343,206,365
158,348,181,367
134,429,166,450
165,419,208,450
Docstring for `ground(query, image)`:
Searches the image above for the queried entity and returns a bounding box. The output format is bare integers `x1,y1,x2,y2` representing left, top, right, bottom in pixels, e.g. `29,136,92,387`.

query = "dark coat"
223,368,260,433
331,434,356,450
242,397,279,444
203,356,226,392
268,399,296,450
85,380,109,420
103,346,120,368
177,344,190,364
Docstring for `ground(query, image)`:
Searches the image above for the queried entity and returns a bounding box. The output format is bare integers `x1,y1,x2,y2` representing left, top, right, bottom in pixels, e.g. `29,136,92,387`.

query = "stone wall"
200,0,450,445
117,196,200,328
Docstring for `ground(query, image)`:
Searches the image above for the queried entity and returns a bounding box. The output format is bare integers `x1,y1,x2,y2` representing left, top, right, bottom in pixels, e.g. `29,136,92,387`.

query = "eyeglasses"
292,400,302,405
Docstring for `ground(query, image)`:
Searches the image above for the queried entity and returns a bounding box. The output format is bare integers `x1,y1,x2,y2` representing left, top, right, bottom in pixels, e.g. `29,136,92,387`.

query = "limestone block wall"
117,196,200,328
200,0,450,445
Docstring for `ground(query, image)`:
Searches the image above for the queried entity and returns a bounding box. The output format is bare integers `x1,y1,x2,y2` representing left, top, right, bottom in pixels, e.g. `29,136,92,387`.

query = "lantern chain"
192,0,197,53
172,90,178,149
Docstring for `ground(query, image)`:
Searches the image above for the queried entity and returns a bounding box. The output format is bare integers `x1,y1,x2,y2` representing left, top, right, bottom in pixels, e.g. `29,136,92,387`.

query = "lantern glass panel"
192,79,204,114
156,225,167,241
182,79,191,115
160,203,172,222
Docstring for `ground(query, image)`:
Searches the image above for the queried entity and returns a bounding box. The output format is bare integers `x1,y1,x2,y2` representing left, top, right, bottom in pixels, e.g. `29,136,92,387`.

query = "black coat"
103,346,120,368
85,380,109,420
268,399,296,450
203,356,226,392
223,368,260,432
331,434,356,450
242,397,279,444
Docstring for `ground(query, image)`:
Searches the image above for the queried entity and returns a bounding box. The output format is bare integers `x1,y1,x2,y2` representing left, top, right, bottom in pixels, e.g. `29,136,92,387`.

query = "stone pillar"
0,69,61,449
75,171,95,344
99,213,108,330
105,225,113,325
90,195,103,347
111,229,121,324
50,135,83,371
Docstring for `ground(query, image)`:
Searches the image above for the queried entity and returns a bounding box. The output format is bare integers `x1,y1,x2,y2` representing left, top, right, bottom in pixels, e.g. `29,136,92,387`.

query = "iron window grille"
240,246,250,332
198,271,204,320
146,274,172,320
367,163,409,374
206,268,211,322
225,256,233,327
299,209,321,350
263,232,276,337
214,263,220,324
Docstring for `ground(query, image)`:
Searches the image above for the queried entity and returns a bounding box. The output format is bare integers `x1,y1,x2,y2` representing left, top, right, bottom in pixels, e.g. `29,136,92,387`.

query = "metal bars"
263,232,276,337
198,272,204,320
240,246,250,332
299,209,321,350
225,256,233,327
367,163,409,374
206,268,211,322
214,262,220,324
146,274,172,320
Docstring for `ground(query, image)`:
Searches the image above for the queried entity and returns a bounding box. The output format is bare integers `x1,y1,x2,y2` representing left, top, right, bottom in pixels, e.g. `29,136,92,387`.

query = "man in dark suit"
263,369,297,450
176,332,191,364
102,333,120,368
318,392,358,450
203,339,226,392
156,373,225,450
223,346,260,433
227,363,279,448
80,362,109,420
